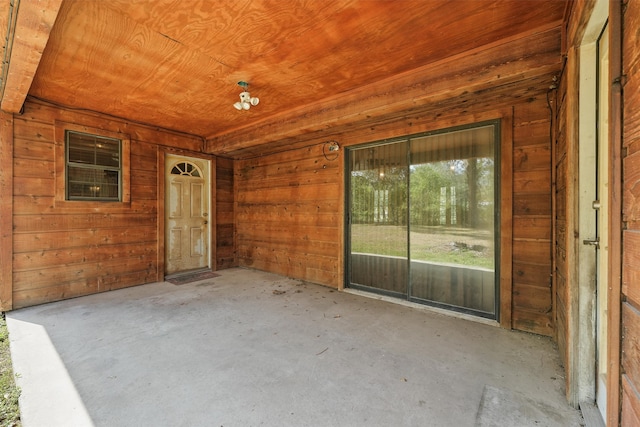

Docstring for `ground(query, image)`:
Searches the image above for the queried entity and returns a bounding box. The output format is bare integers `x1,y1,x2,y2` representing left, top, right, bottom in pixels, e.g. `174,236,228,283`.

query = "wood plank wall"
216,157,236,269
7,46,559,341
9,99,225,309
0,113,14,310
554,48,571,395
235,93,556,336
235,145,341,287
621,0,640,423
512,101,554,335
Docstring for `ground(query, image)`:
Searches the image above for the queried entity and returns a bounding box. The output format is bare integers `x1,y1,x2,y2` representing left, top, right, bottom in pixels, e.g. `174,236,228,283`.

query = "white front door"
165,154,210,275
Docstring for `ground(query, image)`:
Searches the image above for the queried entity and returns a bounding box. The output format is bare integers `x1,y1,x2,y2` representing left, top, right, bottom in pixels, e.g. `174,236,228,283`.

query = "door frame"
157,150,216,281
569,0,609,412
595,22,609,421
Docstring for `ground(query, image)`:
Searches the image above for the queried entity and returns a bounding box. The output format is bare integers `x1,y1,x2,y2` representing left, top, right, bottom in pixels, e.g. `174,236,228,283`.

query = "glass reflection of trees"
350,156,494,269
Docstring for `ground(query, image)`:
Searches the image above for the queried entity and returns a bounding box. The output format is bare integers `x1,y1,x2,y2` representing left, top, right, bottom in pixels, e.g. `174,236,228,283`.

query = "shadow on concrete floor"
7,268,583,427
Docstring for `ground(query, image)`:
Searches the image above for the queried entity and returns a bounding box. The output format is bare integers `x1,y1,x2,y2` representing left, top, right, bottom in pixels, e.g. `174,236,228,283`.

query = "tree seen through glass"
350,136,495,270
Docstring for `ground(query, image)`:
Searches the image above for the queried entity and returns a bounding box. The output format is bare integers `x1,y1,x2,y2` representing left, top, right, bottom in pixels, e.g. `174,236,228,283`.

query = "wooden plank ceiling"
6,0,564,158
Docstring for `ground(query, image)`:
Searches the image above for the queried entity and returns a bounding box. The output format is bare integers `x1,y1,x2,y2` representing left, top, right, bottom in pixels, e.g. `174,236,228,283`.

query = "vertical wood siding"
10,100,208,309
622,0,640,421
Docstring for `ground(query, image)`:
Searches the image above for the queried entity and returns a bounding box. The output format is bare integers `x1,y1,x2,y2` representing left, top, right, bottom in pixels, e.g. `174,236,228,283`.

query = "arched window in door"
171,161,202,177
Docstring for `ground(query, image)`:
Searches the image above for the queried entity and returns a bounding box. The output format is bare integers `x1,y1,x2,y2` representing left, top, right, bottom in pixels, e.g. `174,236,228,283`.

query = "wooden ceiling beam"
225,71,559,159
1,0,64,113
205,27,561,157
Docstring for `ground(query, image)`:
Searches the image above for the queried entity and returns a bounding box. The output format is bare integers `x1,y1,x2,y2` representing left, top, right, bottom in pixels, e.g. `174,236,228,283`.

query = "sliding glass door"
347,122,499,318
408,124,497,315
348,141,409,296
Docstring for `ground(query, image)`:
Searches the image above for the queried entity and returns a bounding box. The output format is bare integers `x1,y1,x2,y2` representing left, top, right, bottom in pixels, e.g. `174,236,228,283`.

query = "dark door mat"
166,270,219,285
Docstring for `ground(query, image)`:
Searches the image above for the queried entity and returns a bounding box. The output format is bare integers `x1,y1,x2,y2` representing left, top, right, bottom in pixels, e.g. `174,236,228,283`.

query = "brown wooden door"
165,155,209,274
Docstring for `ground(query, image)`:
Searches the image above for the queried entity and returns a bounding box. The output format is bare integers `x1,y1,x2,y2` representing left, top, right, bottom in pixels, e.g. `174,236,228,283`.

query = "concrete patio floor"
7,268,583,426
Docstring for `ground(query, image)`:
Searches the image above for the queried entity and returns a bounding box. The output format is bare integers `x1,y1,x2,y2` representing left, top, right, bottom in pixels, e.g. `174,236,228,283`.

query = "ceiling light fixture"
233,81,259,111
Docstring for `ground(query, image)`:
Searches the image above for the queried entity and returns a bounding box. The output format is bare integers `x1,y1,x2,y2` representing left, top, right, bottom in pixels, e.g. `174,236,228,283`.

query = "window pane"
171,162,201,177
66,131,121,201
409,160,495,267
96,141,120,167
68,132,120,167
409,125,496,315
349,141,409,295
67,167,119,200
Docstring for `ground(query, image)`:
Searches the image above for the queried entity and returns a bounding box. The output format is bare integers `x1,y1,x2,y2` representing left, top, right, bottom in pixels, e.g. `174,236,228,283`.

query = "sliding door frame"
345,117,512,326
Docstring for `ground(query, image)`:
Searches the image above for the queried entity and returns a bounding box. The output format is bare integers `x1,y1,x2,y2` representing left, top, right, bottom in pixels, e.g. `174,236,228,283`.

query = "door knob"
203,220,208,225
